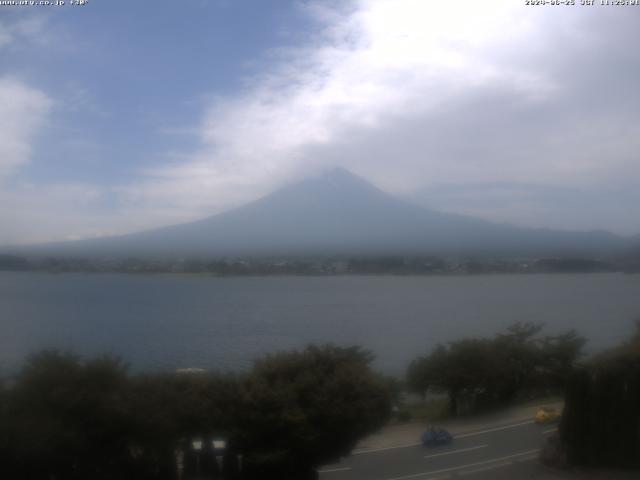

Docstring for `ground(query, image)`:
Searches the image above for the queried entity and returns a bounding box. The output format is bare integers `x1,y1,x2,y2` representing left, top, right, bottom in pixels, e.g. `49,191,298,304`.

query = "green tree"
560,322,640,468
124,371,244,479
491,322,544,402
4,351,132,480
0,376,9,471
239,345,391,479
407,323,585,416
409,338,503,415
538,329,586,391
1,345,393,479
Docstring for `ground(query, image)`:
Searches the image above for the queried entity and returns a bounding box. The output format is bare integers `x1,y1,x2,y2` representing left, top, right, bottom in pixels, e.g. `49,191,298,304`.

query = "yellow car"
535,406,561,424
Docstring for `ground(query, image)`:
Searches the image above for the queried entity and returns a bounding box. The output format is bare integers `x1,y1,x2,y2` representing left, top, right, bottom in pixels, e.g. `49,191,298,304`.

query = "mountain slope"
10,168,628,257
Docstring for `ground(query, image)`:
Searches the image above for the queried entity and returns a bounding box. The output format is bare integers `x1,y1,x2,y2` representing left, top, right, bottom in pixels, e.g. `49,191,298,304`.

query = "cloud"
409,182,640,235
133,0,549,211
0,181,203,246
0,76,52,178
0,16,45,49
0,183,105,245
3,1,640,243
142,0,638,202
126,0,638,235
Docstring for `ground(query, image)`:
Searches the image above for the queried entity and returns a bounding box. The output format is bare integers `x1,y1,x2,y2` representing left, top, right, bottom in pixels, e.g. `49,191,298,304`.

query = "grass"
393,393,564,424
394,398,450,423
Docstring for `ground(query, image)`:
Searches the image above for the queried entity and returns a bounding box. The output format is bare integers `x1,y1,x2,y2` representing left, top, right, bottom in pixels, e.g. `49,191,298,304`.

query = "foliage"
537,329,586,390
123,372,245,479
560,322,640,468
406,322,585,415
3,351,132,479
397,399,449,423
0,345,391,479
239,345,391,478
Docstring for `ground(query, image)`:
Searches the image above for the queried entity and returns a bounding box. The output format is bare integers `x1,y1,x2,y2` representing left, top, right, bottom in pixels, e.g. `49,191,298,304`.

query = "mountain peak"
300,167,381,196
320,166,359,180
12,167,625,258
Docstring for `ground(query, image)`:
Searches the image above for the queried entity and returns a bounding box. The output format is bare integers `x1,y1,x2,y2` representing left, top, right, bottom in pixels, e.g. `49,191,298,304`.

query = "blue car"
421,427,453,447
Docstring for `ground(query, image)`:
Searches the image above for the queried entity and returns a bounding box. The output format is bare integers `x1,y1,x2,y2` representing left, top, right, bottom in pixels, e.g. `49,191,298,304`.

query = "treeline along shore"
1,322,639,479
0,345,391,480
1,253,635,275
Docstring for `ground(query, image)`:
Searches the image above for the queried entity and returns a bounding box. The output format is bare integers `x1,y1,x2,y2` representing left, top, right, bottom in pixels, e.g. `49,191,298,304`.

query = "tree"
406,345,448,400
406,323,585,416
0,376,9,471
239,345,391,479
491,322,544,402
560,322,640,468
124,371,244,479
538,329,586,391
408,337,515,415
4,351,133,479
1,345,393,479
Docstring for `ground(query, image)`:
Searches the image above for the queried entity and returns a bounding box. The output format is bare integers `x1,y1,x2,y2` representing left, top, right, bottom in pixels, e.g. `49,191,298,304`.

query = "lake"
1,272,639,376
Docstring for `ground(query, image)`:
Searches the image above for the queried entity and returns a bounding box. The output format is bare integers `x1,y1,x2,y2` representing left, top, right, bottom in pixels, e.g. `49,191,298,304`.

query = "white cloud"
0,30,11,49
133,0,555,212
0,182,199,246
3,1,640,243
0,76,52,178
126,0,639,235
0,16,45,49
0,183,103,245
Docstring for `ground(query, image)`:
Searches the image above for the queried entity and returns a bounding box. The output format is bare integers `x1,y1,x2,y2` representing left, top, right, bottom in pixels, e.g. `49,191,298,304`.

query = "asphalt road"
318,420,558,480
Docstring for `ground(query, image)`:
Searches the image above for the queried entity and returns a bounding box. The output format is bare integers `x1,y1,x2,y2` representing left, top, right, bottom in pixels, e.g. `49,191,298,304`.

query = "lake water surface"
1,272,639,375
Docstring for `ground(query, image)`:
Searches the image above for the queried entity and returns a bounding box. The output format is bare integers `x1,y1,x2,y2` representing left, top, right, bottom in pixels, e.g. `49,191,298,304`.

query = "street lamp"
191,437,204,476
237,453,243,476
212,438,227,473
174,445,185,480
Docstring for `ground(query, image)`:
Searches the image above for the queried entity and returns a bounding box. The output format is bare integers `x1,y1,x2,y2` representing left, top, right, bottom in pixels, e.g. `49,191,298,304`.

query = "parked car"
535,406,561,424
421,427,453,447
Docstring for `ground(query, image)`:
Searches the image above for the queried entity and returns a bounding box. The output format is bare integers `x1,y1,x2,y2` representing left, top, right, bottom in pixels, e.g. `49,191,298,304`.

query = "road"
318,420,558,480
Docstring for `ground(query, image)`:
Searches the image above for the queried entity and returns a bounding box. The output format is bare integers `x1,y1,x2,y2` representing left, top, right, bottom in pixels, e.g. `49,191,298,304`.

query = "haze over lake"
1,272,639,376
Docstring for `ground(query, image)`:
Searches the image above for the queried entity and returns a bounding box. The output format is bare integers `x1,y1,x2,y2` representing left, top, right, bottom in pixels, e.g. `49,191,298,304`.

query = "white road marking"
542,427,557,434
318,467,352,473
458,461,512,476
354,419,534,455
423,444,488,459
385,449,540,480
455,420,534,439
353,442,422,455
515,454,540,462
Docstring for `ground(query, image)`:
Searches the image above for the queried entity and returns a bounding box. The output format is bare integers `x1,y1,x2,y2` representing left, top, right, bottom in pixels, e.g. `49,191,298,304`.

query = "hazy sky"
1,0,639,244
